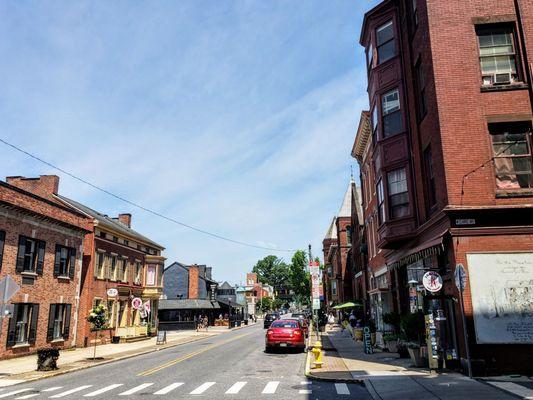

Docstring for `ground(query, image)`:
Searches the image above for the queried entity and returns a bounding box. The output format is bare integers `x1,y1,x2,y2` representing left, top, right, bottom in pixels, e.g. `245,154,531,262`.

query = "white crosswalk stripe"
299,381,312,394
190,382,215,395
84,384,123,397
262,381,280,394
335,383,350,395
225,381,247,394
50,385,92,398
41,388,62,392
0,389,34,399
118,383,154,396
153,383,184,395
15,394,39,400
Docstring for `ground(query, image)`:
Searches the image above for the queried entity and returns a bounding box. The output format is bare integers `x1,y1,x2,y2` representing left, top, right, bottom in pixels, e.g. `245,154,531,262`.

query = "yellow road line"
138,331,256,377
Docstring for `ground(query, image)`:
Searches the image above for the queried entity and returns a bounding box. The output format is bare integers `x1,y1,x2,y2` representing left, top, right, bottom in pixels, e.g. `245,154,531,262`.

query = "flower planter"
36,348,60,371
408,346,428,367
385,340,398,353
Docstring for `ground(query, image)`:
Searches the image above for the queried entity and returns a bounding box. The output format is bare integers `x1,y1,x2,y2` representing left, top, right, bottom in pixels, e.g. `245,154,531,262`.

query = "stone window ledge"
12,343,30,349
481,83,529,92
496,189,533,198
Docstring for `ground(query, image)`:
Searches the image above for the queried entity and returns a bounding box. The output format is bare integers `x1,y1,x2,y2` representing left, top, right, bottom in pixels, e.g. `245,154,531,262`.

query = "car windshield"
271,321,298,328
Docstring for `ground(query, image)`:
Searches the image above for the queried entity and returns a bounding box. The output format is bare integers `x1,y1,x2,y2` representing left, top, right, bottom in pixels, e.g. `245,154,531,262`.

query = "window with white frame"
477,26,519,85
387,168,410,219
376,20,395,64
382,89,402,137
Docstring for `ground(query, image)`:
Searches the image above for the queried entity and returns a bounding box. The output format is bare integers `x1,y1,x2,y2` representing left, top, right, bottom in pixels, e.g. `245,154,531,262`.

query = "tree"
87,304,108,360
289,250,311,302
256,297,273,313
252,255,291,290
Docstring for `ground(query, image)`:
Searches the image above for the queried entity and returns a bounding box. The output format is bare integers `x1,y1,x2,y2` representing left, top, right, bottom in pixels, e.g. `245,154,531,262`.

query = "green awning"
333,301,362,309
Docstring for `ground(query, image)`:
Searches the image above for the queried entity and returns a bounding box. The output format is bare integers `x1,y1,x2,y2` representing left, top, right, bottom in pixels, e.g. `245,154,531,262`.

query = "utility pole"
309,244,319,340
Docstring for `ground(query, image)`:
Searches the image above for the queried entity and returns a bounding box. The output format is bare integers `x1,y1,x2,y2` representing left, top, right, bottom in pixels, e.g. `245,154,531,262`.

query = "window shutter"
69,249,76,279
0,231,5,270
53,245,61,277
16,236,26,272
28,304,39,344
104,256,110,280
6,304,18,347
63,304,72,339
47,304,56,341
36,241,46,275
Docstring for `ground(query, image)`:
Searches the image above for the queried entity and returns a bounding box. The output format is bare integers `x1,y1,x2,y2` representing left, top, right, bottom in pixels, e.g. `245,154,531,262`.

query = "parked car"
263,313,280,329
265,319,306,352
290,313,309,336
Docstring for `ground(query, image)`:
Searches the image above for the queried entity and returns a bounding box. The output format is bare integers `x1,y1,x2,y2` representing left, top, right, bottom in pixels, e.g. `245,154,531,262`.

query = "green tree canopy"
252,255,291,290
290,250,311,301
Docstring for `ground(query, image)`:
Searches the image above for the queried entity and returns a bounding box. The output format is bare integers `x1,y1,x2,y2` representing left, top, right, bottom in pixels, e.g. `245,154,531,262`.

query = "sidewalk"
306,326,518,400
0,322,256,387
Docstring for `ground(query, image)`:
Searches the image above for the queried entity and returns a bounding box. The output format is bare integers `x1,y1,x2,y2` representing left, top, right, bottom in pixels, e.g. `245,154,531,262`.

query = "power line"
0,137,297,253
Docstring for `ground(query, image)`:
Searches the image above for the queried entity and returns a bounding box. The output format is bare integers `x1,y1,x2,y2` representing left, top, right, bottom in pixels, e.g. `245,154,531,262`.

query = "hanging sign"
143,300,151,314
131,297,143,310
422,271,443,292
454,263,467,292
106,288,118,297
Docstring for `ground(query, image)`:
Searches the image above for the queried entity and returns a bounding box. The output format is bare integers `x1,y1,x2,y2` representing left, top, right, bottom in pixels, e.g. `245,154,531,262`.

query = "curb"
1,333,220,386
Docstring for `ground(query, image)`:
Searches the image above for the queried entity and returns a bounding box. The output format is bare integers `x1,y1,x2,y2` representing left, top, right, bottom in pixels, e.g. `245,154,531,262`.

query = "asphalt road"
0,323,370,399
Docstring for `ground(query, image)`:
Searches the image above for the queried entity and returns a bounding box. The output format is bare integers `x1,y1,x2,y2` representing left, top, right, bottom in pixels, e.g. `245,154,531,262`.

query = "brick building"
322,180,362,307
355,0,533,373
57,196,165,346
0,177,91,359
5,176,165,347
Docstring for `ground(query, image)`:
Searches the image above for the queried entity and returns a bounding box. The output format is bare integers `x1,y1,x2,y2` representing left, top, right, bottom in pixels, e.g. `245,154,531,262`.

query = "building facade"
0,177,91,359
356,0,533,373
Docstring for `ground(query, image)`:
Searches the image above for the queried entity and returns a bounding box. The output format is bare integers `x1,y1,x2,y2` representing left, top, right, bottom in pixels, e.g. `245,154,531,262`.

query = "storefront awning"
159,299,221,310
387,232,447,270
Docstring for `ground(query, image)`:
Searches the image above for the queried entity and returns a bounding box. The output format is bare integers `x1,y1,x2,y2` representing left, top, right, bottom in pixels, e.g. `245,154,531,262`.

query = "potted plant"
400,311,427,367
382,333,400,353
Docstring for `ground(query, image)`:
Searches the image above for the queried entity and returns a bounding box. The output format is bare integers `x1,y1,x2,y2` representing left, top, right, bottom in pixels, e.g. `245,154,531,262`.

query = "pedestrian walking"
203,315,209,331
349,311,357,329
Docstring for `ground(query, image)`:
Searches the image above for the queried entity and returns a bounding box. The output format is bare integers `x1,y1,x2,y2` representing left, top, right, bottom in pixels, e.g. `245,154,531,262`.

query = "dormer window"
376,20,395,64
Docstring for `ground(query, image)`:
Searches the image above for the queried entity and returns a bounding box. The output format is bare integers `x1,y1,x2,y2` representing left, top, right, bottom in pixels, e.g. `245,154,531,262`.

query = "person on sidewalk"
203,315,209,331
327,313,335,330
349,311,357,329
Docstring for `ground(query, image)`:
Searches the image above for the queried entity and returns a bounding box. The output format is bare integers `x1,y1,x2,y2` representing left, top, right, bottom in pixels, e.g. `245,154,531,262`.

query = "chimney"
188,265,199,299
118,213,132,228
246,273,257,285
6,175,60,200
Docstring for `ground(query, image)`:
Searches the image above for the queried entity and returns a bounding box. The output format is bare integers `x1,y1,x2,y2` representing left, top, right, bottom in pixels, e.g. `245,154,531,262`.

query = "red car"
265,319,306,352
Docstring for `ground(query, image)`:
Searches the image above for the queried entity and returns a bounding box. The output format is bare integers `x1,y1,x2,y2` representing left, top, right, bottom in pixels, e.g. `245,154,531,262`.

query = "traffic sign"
454,264,467,292
422,271,443,292
312,298,320,310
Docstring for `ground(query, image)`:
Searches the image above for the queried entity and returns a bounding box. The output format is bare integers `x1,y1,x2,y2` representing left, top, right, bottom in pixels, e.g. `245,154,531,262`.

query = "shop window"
376,20,395,64
6,303,39,346
377,179,385,225
47,304,71,341
477,25,520,86
54,245,76,278
16,236,46,274
424,146,437,208
387,168,409,219
490,122,533,189
382,89,402,137
0,230,5,271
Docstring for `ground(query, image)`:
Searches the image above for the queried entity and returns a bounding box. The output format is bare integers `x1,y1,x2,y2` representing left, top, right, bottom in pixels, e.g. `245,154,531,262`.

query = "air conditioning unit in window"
493,72,512,85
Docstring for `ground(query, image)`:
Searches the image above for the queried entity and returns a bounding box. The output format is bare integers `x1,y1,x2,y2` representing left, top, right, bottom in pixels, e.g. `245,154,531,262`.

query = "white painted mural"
467,252,533,344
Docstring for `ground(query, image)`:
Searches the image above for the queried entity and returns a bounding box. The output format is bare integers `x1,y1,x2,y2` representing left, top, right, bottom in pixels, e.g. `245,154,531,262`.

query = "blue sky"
0,0,379,284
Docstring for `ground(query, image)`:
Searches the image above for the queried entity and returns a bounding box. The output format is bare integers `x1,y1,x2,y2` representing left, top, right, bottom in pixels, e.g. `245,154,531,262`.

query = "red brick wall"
188,265,199,299
0,212,84,359
6,175,59,202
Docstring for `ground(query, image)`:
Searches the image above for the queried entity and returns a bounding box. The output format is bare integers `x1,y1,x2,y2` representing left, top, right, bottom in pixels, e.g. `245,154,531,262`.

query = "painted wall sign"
467,253,533,344
422,271,443,292
131,297,143,310
106,288,118,297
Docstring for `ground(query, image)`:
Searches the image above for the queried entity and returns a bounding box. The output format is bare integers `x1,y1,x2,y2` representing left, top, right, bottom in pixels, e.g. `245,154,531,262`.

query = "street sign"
312,298,320,310
454,264,467,292
312,286,320,299
309,260,320,276
422,271,443,292
131,297,143,310
0,275,20,303
106,288,118,297
143,300,151,314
